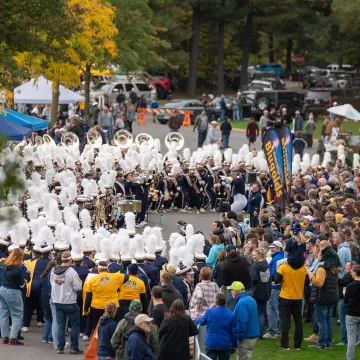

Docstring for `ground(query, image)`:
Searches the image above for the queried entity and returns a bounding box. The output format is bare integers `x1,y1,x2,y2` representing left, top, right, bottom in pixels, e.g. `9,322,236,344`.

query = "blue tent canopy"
2,108,48,131
0,115,32,141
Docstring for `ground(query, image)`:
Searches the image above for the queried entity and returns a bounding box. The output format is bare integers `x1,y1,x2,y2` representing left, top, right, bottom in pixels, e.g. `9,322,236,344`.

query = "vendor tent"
14,77,85,104
3,108,47,131
327,104,360,121
0,116,32,141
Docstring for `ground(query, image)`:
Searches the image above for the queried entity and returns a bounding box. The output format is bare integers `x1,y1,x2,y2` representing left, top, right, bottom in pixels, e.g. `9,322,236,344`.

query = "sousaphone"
61,132,79,150
114,130,133,149
135,133,154,149
165,132,184,151
43,134,55,146
87,129,102,148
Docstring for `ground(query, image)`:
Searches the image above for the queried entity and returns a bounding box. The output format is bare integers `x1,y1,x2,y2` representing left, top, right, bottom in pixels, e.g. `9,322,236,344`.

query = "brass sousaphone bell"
114,129,133,149
135,133,154,149
61,132,79,151
165,132,184,151
87,129,102,148
43,134,56,146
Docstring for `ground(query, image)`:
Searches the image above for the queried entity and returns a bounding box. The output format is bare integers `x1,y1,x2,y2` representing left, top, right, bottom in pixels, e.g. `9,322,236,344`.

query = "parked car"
86,79,151,107
248,79,285,91
156,100,213,125
255,63,285,78
288,66,320,82
326,64,355,72
146,71,178,99
330,72,352,88
301,87,360,118
208,96,233,119
302,69,329,88
250,90,304,119
240,91,256,118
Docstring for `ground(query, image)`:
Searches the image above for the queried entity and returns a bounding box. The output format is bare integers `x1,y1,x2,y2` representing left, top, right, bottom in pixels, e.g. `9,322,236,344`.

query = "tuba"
135,133,154,149
114,130,133,149
43,134,55,146
165,132,184,151
87,129,102,148
61,132,79,150
34,135,44,147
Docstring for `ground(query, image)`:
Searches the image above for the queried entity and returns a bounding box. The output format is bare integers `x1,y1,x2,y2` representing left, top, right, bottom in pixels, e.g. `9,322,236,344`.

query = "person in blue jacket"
229,281,259,359
263,240,284,339
126,314,154,360
247,183,262,228
97,302,118,360
205,235,225,269
196,292,238,360
293,131,306,160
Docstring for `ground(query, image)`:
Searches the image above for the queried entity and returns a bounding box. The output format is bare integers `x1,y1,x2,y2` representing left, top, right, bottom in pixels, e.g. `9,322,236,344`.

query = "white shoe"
263,332,277,339
65,342,69,348
200,208,206,213
80,333,84,337
21,327,29,332
37,322,44,327
210,208,216,212
135,223,142,228
83,335,89,341
140,221,147,225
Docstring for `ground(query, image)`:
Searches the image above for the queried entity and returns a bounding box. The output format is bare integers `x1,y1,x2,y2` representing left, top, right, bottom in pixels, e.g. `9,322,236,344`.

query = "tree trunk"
240,11,253,87
187,5,201,97
217,0,225,94
338,54,343,70
286,38,293,73
268,33,274,63
51,83,60,128
84,63,91,117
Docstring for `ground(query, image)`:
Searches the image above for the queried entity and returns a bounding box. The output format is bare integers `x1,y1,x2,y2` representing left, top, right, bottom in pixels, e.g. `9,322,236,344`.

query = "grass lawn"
230,119,359,140
229,322,347,360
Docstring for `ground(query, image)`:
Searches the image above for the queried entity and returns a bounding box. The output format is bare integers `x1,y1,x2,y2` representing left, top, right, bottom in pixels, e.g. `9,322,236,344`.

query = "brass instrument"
114,130,133,149
135,133,154,149
61,132,79,151
165,132,184,151
43,134,55,146
87,129,102,148
35,136,44,147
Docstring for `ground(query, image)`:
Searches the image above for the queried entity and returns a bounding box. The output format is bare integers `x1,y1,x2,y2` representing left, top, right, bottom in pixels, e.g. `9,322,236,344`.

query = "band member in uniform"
230,170,247,212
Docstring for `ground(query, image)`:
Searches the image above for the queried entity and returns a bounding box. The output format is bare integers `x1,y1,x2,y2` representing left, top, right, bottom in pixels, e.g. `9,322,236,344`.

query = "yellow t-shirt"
88,272,125,309
278,264,308,300
118,275,146,301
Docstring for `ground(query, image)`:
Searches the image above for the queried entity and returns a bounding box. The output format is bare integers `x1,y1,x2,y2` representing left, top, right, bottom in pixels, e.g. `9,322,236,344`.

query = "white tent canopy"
14,77,85,105
327,104,360,121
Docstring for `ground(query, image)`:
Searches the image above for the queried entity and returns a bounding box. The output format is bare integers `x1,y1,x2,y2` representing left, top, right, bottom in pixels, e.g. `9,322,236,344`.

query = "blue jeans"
0,287,23,339
222,134,230,148
50,300,58,348
256,300,267,338
267,289,280,336
55,303,80,351
220,109,225,122
338,298,348,344
169,129,178,133
206,348,231,360
233,109,240,121
43,306,53,342
198,130,207,148
102,126,113,144
314,304,335,347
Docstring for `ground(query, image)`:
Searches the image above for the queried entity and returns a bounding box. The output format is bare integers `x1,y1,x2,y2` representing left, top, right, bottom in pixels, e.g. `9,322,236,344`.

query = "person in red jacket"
246,117,259,150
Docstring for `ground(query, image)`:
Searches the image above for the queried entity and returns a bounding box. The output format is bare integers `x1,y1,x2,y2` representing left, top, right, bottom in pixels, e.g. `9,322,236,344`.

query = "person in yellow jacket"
117,263,147,320
84,261,128,333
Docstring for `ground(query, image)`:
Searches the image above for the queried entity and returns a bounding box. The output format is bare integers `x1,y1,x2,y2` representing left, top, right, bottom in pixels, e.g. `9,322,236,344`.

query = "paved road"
131,115,317,156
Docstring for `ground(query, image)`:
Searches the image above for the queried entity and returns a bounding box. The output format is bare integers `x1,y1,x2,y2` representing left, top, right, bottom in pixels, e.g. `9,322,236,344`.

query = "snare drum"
118,200,133,213
133,200,142,212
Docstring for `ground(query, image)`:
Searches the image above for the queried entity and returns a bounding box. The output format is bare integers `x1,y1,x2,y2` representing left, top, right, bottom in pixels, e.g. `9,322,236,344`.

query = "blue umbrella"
0,115,32,141
2,108,48,131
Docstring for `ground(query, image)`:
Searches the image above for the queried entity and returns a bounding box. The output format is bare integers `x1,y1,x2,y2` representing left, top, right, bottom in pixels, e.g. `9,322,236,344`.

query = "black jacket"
310,267,339,305
160,285,183,311
220,121,232,135
157,316,198,360
338,271,353,299
251,260,271,302
98,316,117,358
221,252,252,289
1,265,25,290
344,280,360,317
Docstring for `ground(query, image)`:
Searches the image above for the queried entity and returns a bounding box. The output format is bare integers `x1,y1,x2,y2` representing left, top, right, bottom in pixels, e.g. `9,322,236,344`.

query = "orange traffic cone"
137,110,147,126
84,321,100,360
182,111,192,128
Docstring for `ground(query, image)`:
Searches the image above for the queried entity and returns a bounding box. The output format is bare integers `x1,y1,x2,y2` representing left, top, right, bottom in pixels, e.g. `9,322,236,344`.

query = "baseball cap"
226,244,236,253
134,314,153,325
227,281,245,291
269,240,283,249
313,217,322,224
130,300,143,312
304,231,314,240
308,237,317,245
280,217,291,225
304,215,314,222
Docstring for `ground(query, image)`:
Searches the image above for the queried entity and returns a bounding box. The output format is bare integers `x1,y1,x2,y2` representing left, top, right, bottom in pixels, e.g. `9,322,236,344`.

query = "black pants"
306,134,313,148
90,307,104,333
279,298,303,349
23,291,44,327
116,300,132,322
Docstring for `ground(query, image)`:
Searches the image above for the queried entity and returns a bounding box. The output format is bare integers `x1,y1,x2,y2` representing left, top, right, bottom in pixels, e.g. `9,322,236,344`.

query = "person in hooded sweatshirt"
126,314,155,360
251,249,271,339
149,273,182,312
97,302,118,360
305,113,316,148
111,300,158,360
50,251,83,354
0,248,26,345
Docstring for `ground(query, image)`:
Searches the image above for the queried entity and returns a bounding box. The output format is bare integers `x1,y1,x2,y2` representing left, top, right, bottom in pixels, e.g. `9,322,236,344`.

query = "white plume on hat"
337,144,345,164
169,232,185,249
38,225,56,246
152,226,166,252
130,234,145,259
58,193,69,208
26,199,39,220
321,151,332,168
68,182,78,203
9,217,29,246
186,233,205,257
183,148,191,162
185,224,194,242
125,212,136,234
80,209,92,229
214,150,222,168
117,228,130,257
311,154,320,168
224,148,233,163
145,234,157,255
244,152,253,167
353,153,359,168
292,153,301,175
300,153,311,173
48,198,63,225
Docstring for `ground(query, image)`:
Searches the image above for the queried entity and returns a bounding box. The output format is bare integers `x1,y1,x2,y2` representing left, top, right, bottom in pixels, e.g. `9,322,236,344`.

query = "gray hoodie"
50,266,82,304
